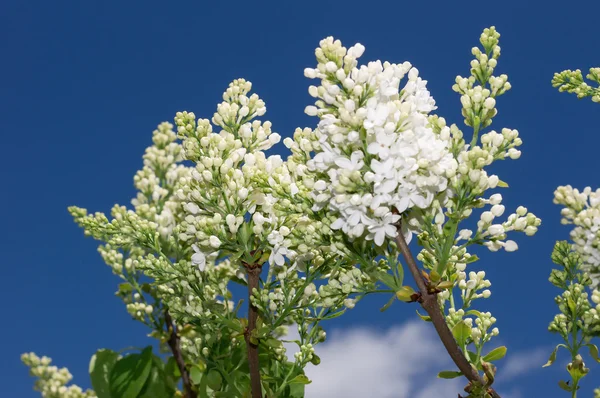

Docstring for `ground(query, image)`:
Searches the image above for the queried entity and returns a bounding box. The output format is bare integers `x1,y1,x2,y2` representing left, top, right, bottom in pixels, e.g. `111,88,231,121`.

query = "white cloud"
286,321,463,398
284,321,546,397
500,346,548,380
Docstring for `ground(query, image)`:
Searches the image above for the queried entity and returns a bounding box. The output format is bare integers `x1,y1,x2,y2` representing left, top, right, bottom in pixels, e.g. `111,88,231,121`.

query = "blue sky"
2,0,600,397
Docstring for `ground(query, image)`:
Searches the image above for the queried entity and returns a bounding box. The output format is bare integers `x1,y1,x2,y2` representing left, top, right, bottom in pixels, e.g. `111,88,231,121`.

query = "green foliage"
452,321,472,347
138,355,177,398
482,346,507,362
438,370,463,379
89,349,119,398
549,241,590,289
87,346,179,398
546,240,600,396
543,344,564,368
108,347,154,398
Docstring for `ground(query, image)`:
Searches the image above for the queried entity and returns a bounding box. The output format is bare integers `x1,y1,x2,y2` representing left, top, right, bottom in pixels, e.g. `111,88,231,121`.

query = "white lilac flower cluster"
21,353,95,398
554,185,600,287
174,79,303,267
174,78,377,373
38,76,374,397
63,121,252,384
23,27,549,398
409,27,541,378
66,122,208,332
303,37,458,246
57,119,279,397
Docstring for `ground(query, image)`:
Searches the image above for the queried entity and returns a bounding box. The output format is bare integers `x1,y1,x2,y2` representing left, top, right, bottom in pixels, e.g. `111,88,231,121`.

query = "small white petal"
504,240,518,252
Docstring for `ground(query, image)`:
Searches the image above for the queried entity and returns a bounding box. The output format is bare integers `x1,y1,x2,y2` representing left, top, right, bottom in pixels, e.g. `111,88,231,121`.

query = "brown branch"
394,223,501,398
244,263,263,398
165,310,197,398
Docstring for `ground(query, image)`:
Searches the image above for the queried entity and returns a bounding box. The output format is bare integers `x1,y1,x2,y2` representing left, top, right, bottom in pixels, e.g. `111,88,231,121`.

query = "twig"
165,310,197,398
243,262,263,398
394,223,501,398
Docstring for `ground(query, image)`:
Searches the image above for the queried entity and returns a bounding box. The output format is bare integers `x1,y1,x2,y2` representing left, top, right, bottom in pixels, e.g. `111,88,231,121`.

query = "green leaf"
467,350,478,364
138,359,175,398
109,346,153,398
206,369,223,391
265,338,283,349
380,295,396,312
140,283,152,294
289,374,311,384
322,310,345,320
437,371,463,379
558,380,573,392
416,310,431,322
89,349,119,398
482,346,507,362
164,357,180,389
289,385,305,398
429,270,441,283
190,365,203,385
465,255,480,264
230,275,248,286
543,345,560,367
452,321,471,347
310,354,321,365
374,271,399,290
222,318,244,332
436,281,454,290
395,285,416,302
197,367,209,395
396,262,404,287
497,179,509,188
237,222,252,247
249,334,259,345
117,283,132,296
586,344,600,362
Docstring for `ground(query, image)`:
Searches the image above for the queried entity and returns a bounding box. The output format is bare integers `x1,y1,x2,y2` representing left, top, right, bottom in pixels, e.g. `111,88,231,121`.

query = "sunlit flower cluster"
173,78,379,380
21,353,95,398
22,26,548,398
554,185,600,287
303,37,458,246
410,27,541,377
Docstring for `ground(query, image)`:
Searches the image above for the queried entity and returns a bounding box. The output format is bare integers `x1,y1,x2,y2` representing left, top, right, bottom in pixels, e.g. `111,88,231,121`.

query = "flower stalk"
395,222,501,398
243,261,264,398
165,311,197,398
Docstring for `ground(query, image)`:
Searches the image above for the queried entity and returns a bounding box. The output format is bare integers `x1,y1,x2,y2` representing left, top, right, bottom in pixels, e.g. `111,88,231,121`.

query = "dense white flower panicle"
175,79,320,271
174,78,380,373
409,27,541,376
304,37,458,246
63,119,248,374
34,27,547,395
21,353,95,398
130,122,191,239
554,185,600,286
